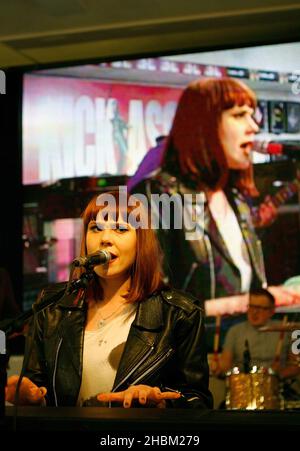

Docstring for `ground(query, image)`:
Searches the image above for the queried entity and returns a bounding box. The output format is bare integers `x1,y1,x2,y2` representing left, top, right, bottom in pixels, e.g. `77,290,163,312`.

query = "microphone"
252,139,300,157
72,250,111,267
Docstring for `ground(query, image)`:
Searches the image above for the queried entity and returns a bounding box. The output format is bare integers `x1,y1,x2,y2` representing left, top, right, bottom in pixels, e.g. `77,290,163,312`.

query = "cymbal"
259,323,300,332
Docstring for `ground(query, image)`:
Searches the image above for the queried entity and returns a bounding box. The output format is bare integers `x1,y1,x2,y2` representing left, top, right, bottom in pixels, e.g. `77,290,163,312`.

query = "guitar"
252,172,300,227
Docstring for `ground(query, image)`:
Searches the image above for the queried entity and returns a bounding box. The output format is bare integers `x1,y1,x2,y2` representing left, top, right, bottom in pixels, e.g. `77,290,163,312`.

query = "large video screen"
23,43,300,186
22,42,300,321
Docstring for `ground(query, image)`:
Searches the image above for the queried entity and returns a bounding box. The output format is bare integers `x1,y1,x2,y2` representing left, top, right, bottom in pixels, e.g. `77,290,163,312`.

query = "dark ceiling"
1,0,300,69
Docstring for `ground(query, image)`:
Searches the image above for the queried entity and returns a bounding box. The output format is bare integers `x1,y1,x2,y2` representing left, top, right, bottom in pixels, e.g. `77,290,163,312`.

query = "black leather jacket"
23,283,213,409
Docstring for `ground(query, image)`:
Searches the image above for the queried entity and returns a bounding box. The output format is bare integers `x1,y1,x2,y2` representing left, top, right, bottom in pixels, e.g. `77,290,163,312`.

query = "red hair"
74,191,165,303
162,77,258,196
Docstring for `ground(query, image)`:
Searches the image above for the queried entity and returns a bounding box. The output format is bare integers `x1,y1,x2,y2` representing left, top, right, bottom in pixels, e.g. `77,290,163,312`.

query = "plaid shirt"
137,171,267,304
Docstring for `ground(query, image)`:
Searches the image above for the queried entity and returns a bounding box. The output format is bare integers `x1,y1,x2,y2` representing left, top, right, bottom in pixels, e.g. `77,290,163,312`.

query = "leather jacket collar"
56,286,165,329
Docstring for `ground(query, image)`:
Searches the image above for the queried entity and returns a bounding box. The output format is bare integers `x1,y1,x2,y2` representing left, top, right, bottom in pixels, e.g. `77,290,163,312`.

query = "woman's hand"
5,375,47,406
205,294,248,316
97,385,181,408
268,285,300,306
255,196,278,228
204,286,300,316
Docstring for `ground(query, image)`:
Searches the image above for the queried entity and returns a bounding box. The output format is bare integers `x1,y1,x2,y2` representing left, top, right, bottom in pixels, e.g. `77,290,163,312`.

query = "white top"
209,191,252,292
77,303,137,406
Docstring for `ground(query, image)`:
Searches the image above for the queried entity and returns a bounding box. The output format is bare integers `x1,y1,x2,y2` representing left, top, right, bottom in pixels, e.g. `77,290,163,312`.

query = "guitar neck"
251,176,299,226
271,181,298,208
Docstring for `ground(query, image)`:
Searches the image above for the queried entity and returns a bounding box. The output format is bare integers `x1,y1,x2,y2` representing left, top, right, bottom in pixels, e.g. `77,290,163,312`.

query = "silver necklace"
96,303,125,327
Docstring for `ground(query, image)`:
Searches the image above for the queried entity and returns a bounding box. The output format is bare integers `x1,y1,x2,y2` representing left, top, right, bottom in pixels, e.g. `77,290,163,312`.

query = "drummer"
212,288,300,379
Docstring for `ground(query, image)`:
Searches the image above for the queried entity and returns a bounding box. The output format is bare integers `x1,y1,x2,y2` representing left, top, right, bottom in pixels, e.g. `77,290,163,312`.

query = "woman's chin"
98,270,129,281
230,161,250,171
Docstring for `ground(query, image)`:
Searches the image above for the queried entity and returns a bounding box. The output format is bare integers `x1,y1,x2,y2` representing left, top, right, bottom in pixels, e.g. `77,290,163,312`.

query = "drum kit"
226,366,282,409
225,322,300,410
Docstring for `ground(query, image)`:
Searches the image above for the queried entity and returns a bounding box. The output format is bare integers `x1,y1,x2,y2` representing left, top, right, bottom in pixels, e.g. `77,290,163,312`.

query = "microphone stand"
0,286,67,421
0,267,93,420
65,264,95,295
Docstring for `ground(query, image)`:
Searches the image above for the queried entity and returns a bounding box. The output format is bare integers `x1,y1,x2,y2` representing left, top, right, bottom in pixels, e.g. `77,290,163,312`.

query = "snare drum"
225,366,282,410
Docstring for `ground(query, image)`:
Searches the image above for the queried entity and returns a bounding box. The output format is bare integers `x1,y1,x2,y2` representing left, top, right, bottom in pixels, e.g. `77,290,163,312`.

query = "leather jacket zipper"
52,310,72,406
130,347,174,386
53,337,63,406
112,345,155,393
